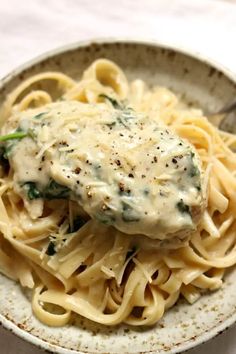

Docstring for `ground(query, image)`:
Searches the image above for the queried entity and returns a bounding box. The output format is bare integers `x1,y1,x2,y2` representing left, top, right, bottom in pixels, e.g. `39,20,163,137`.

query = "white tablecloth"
1,0,236,353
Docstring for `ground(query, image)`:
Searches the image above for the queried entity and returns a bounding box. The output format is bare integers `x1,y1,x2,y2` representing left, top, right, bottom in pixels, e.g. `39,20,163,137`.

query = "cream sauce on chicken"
0,97,204,240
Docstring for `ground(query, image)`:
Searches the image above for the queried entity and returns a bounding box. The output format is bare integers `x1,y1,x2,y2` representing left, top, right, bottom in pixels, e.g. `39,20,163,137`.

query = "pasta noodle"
0,59,236,327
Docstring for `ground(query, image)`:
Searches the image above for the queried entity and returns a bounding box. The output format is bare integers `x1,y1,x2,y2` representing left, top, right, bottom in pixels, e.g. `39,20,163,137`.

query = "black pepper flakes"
74,167,81,174
172,158,177,164
59,141,68,147
128,173,134,178
115,159,121,166
119,182,125,192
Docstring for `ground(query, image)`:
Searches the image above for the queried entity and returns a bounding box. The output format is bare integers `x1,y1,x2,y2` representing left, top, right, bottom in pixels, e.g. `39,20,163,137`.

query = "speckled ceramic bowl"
1,39,236,354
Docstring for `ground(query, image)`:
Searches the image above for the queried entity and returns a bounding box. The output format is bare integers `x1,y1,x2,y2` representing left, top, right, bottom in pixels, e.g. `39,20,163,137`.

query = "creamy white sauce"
1,99,203,240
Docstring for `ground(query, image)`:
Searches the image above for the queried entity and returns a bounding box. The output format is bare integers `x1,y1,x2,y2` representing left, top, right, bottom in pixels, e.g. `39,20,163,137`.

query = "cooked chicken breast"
1,98,204,240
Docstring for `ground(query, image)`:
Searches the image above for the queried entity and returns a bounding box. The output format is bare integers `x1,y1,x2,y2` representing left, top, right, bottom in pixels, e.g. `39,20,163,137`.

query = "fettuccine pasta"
0,59,235,327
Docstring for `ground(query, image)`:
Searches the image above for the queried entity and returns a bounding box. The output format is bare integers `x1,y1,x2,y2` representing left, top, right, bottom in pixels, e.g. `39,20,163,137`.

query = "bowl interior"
1,40,236,354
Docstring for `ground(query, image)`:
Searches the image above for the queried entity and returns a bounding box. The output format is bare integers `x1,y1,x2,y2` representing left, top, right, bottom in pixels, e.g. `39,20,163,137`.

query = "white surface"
1,0,236,353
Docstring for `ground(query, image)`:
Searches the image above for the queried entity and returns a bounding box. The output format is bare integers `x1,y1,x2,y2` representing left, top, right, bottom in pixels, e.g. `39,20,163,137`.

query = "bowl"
1,39,236,354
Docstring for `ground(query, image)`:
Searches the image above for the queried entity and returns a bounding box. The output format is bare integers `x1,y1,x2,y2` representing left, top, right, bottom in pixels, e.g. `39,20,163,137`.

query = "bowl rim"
1,37,236,354
1,37,236,86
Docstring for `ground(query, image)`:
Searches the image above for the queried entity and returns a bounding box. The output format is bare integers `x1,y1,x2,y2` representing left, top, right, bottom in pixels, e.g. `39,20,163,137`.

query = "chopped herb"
105,121,116,128
95,213,116,225
23,182,42,200
46,241,56,256
100,95,135,128
117,109,135,128
0,131,27,142
23,179,70,200
44,180,70,199
188,151,200,177
117,116,130,128
33,112,48,119
122,202,140,222
189,164,200,178
99,94,122,109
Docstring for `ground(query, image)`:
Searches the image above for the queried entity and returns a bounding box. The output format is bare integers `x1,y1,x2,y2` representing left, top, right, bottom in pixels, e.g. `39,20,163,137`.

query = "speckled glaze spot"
1,39,236,354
